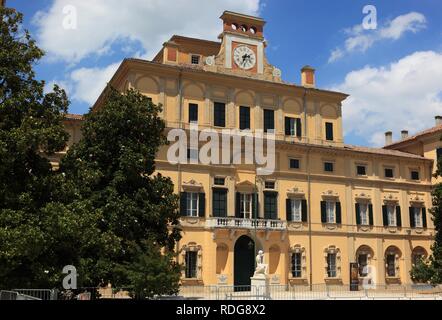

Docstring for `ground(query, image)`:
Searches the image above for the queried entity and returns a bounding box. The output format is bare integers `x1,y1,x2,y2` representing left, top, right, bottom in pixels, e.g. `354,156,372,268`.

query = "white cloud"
69,62,120,105
330,51,442,146
328,12,426,63
33,0,261,63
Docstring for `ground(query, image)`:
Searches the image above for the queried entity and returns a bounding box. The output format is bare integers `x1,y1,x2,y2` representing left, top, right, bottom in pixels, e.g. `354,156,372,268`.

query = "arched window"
355,245,374,278
181,243,202,281
411,246,428,266
324,245,341,279
385,246,401,279
290,245,306,279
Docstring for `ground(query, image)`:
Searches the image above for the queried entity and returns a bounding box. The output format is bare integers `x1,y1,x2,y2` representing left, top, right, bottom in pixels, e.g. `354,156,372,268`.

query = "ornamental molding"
287,186,305,197
182,179,203,191
321,190,339,199
355,192,371,201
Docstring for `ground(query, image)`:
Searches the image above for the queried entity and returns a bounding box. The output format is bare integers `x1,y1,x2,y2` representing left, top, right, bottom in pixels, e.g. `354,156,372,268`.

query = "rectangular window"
324,162,334,172
437,148,442,161
325,122,334,141
188,103,198,123
327,253,337,278
291,252,302,278
186,192,199,217
185,251,197,278
239,106,250,130
411,170,419,180
212,188,227,217
264,109,275,133
386,254,396,277
214,177,225,186
326,201,335,223
358,254,368,277
191,55,200,65
265,181,275,189
289,158,300,169
359,203,368,225
264,192,277,220
240,193,252,219
413,206,422,228
291,199,302,222
387,205,396,226
285,117,301,137
357,165,366,176
214,102,226,127
187,148,198,161
385,168,394,178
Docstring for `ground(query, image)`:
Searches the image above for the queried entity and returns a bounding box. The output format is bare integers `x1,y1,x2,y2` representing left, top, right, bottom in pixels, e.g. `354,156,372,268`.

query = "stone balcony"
206,217,286,231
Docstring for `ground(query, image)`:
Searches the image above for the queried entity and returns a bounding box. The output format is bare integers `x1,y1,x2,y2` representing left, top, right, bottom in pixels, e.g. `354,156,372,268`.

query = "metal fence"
178,284,442,300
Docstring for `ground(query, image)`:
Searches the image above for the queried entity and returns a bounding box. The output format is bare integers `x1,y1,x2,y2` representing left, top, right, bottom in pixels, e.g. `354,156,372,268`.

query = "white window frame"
327,253,337,278
291,199,302,222
288,118,297,136
291,252,302,278
387,205,396,227
413,206,422,228
190,54,201,65
386,254,396,277
240,193,252,219
186,192,199,217
359,203,369,226
326,201,335,223
185,250,198,278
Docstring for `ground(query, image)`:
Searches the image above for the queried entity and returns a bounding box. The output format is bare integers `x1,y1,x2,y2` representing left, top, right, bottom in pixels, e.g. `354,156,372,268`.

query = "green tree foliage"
0,7,70,288
410,141,442,284
60,87,182,296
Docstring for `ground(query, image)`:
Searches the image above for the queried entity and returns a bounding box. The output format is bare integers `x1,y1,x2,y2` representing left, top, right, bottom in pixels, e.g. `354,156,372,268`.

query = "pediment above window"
287,187,305,198
182,179,203,191
355,192,371,201
235,180,255,192
383,193,399,203
409,193,425,204
321,190,339,199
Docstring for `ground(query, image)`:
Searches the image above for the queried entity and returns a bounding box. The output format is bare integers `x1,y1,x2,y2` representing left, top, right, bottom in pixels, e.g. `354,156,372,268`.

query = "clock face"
233,45,256,70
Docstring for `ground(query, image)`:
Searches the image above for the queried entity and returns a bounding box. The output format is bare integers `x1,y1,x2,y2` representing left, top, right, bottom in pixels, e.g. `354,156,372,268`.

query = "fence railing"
178,284,442,300
206,217,286,230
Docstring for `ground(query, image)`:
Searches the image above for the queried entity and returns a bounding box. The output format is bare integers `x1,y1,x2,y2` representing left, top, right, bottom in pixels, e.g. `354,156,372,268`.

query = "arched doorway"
234,235,255,289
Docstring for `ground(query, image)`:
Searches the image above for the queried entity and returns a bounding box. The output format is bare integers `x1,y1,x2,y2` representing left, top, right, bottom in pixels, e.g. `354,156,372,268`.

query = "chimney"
301,65,315,88
436,116,442,126
401,130,409,139
385,131,392,145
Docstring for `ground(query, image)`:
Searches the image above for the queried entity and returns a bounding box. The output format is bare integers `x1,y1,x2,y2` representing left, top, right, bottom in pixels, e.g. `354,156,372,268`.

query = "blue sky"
8,0,442,147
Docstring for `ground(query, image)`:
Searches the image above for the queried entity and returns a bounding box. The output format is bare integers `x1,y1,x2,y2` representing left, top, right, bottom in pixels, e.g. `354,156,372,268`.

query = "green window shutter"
252,193,259,219
301,199,308,222
235,192,241,218
198,193,205,217
396,206,402,227
368,204,374,226
409,207,415,228
296,118,302,137
355,203,361,225
320,201,327,223
286,199,292,221
335,202,342,224
422,207,427,228
180,192,188,216
382,205,388,226
284,117,291,136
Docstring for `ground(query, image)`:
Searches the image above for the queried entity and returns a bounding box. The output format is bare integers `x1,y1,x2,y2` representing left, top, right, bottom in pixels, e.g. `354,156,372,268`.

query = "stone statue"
254,250,268,275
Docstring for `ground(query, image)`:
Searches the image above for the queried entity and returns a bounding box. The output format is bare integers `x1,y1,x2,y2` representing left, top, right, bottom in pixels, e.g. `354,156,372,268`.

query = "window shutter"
336,202,342,224
252,193,259,219
198,193,205,217
382,205,388,226
302,199,308,222
284,117,291,136
320,201,327,223
409,207,415,228
355,203,361,225
286,199,292,221
422,207,427,228
296,118,302,137
368,204,374,226
396,206,402,227
180,192,188,216
235,192,241,218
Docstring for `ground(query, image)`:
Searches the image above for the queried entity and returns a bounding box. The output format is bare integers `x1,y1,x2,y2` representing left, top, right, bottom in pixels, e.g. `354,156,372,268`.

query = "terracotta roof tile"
64,113,84,120
385,125,442,148
343,144,428,159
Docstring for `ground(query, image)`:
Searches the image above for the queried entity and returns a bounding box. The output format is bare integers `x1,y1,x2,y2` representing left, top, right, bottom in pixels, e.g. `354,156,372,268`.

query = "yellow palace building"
59,11,439,288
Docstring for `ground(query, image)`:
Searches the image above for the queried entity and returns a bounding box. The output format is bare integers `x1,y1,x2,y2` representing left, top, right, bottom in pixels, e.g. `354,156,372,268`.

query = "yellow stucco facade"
60,11,436,287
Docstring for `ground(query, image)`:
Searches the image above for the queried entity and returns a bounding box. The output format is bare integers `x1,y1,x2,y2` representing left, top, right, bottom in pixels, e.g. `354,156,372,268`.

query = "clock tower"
219,11,267,76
